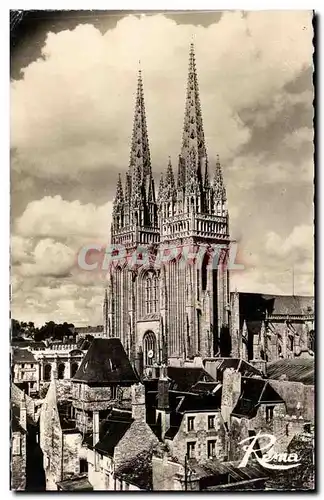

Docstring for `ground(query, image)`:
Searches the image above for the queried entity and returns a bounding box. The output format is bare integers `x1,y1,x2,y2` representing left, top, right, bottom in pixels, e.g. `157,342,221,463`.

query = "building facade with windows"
103,44,230,372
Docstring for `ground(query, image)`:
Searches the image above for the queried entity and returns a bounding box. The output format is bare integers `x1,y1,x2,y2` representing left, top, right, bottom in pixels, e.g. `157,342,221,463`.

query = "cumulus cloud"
10,11,315,325
18,239,75,278
11,11,313,180
15,195,112,242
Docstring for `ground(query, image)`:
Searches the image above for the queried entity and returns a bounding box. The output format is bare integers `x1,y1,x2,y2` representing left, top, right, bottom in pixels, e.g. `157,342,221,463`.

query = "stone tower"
106,45,231,371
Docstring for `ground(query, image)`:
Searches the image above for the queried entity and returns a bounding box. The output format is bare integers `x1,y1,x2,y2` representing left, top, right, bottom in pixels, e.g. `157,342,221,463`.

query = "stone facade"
230,292,314,369
104,44,230,371
12,349,40,394
32,344,86,383
39,376,84,490
11,395,27,490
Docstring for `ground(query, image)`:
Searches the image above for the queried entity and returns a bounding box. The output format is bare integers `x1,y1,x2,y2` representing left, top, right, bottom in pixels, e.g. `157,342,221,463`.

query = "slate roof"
261,294,314,316
167,366,215,392
72,338,138,384
12,348,37,363
114,448,154,490
204,358,263,381
176,390,222,413
191,381,219,393
234,292,314,320
196,460,269,490
57,475,93,491
232,377,283,419
267,358,314,385
94,409,133,457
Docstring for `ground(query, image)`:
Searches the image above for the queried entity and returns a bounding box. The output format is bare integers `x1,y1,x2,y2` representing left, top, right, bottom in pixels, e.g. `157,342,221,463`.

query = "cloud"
10,11,315,324
18,239,75,278
11,11,313,181
230,223,314,296
15,195,112,242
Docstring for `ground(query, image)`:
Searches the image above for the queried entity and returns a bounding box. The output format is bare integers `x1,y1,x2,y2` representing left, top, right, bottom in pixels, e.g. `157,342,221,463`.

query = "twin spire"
112,43,227,236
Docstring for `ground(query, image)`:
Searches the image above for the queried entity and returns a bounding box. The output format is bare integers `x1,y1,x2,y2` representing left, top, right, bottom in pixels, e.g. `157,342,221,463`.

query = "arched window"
44,364,51,381
58,363,65,380
143,331,156,366
70,362,79,379
144,272,158,315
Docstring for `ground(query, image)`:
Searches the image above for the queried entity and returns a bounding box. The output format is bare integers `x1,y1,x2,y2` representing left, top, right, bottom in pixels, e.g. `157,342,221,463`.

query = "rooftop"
232,377,283,419
57,475,93,491
267,358,314,385
94,409,133,457
73,338,138,384
167,366,215,392
12,348,37,364
114,447,154,490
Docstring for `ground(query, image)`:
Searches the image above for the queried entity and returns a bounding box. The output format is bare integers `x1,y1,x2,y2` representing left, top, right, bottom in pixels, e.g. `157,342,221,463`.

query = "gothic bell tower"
158,43,231,359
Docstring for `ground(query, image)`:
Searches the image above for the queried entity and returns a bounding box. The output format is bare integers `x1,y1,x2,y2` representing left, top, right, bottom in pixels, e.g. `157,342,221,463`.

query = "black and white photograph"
10,9,315,492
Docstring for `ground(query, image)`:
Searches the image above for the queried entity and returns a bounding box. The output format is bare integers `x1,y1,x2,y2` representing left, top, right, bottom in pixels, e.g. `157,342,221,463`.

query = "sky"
10,10,314,327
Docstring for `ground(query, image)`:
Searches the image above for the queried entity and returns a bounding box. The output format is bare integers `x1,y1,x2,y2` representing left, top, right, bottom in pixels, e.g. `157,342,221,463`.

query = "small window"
12,435,21,456
80,459,88,473
266,405,274,422
30,364,34,369
111,386,117,399
21,363,25,369
207,440,216,459
187,441,196,459
187,416,195,432
208,415,215,430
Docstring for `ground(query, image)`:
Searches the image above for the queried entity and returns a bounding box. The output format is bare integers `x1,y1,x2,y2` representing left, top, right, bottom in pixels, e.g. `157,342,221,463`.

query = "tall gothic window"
143,331,156,366
144,272,158,315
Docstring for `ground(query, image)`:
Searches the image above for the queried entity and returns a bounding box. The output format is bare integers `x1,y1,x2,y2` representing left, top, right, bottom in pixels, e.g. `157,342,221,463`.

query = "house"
12,348,40,394
87,383,159,491
71,338,138,434
39,373,85,490
150,365,309,490
11,394,27,490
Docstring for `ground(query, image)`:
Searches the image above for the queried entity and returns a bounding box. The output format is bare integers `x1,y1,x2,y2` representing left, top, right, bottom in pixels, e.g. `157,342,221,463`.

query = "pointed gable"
72,338,138,384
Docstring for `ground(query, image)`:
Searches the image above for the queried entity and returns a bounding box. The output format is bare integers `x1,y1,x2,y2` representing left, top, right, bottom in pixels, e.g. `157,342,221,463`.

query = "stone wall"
39,381,63,490
167,411,227,464
11,431,26,490
152,455,184,491
269,379,314,421
63,432,83,477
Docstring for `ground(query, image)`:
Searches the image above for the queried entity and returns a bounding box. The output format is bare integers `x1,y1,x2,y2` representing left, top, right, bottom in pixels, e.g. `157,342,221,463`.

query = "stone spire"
213,155,226,202
164,157,176,200
129,68,152,182
113,173,124,214
177,154,186,190
185,147,200,197
181,43,207,166
131,160,144,209
158,174,165,205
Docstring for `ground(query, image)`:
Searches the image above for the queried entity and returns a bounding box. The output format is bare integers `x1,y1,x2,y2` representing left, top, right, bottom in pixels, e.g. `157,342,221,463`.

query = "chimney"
157,366,170,441
20,391,27,431
131,383,146,422
93,410,100,472
134,347,143,378
93,411,100,447
221,368,241,424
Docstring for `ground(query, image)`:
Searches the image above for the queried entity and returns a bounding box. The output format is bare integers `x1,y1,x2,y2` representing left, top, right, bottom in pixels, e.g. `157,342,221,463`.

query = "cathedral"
103,44,231,372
